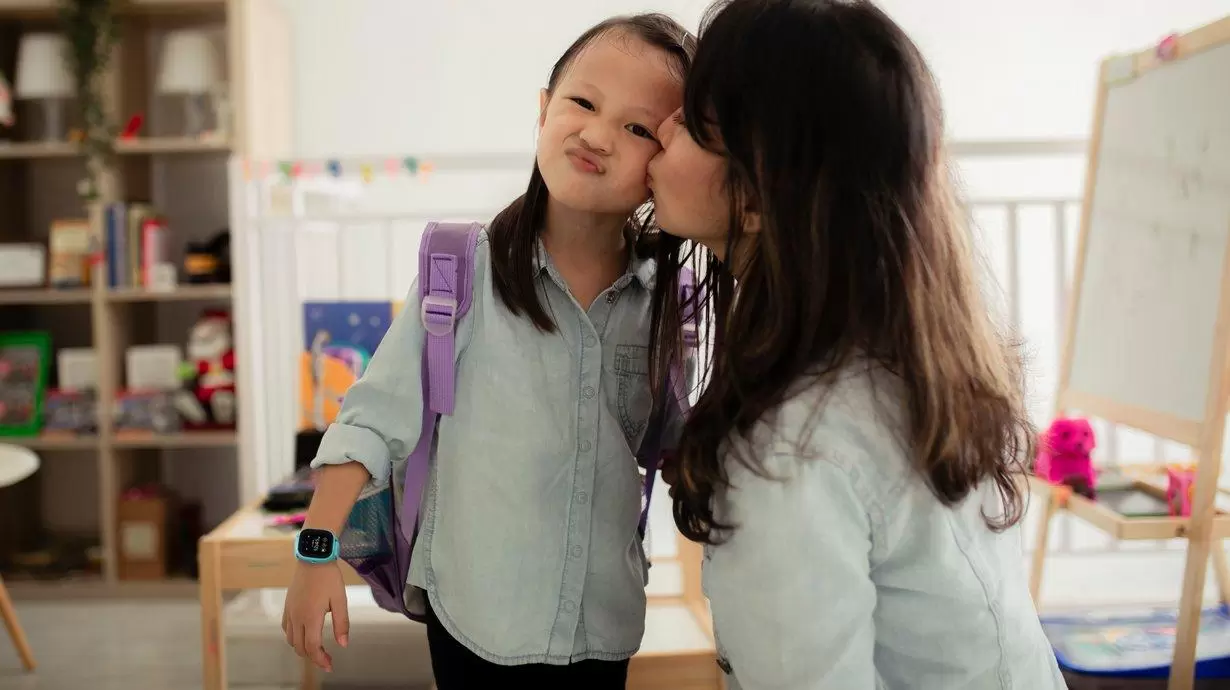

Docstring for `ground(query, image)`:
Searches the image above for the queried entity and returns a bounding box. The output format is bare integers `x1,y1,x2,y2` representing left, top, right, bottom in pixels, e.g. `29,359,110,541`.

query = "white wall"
276,0,1230,156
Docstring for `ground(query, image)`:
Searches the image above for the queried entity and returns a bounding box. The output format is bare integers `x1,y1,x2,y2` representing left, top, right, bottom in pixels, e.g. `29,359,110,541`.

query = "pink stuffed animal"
1034,417,1097,498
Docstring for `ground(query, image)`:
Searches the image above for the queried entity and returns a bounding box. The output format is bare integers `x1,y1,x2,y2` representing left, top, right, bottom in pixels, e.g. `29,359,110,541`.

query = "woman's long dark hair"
661,0,1035,544
489,14,695,332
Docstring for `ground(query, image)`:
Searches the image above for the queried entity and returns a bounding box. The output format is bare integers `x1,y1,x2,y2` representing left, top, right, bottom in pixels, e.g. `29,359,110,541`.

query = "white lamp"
14,33,73,141
157,29,221,138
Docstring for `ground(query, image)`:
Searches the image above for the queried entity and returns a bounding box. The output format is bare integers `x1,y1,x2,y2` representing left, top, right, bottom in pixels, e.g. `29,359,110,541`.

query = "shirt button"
570,545,583,558
579,439,592,452
563,601,577,613
606,293,616,304
584,334,596,347
582,386,596,399
576,492,589,504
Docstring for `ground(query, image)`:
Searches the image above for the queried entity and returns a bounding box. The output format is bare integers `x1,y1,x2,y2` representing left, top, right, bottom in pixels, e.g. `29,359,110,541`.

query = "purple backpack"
337,221,699,621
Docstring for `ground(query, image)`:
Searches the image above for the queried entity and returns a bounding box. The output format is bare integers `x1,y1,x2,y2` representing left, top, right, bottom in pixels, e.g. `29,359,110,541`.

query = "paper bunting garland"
243,155,440,183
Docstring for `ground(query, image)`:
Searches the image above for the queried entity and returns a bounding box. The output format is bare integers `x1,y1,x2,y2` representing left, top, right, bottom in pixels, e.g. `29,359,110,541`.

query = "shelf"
0,0,223,18
107,283,232,303
0,287,93,305
1,433,100,451
115,136,231,155
112,429,237,448
1028,474,1230,541
0,137,229,160
0,141,82,160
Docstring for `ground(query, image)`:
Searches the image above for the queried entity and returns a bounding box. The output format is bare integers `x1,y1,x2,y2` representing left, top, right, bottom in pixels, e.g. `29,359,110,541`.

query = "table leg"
0,576,36,671
200,540,226,690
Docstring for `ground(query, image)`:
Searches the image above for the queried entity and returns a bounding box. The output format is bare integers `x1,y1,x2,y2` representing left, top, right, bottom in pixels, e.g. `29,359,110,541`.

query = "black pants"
425,603,630,688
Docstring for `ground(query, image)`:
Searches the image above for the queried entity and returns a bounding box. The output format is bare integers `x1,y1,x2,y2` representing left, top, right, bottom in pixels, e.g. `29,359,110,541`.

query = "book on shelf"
48,219,92,288
105,201,171,289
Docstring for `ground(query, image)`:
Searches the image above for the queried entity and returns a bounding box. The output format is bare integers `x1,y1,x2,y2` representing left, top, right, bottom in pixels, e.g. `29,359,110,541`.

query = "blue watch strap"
294,528,340,564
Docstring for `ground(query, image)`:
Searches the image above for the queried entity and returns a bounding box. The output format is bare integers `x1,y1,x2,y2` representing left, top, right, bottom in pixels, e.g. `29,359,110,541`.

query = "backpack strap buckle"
421,294,458,337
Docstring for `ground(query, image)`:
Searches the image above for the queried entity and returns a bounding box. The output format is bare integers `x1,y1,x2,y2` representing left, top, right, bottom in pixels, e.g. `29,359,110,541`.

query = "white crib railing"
230,140,1202,603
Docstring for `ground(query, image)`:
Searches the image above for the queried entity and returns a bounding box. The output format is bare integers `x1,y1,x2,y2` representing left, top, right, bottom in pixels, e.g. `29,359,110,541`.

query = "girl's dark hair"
489,14,696,332
662,0,1034,544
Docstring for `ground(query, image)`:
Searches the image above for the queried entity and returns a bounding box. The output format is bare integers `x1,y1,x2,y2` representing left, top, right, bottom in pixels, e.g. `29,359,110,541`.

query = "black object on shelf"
183,230,231,284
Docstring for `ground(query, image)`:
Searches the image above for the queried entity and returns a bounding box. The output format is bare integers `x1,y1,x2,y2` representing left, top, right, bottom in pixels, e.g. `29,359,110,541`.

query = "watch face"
297,528,334,559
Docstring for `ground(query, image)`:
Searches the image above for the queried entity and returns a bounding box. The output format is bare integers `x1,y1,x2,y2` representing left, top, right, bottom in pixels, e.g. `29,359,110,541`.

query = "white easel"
1027,15,1230,690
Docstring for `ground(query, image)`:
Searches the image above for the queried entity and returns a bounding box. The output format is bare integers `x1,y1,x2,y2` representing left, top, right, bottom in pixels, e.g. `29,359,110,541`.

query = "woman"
645,0,1067,688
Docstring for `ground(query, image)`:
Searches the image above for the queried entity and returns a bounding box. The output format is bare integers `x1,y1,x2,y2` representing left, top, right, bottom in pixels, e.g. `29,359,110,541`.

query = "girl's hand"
282,561,350,672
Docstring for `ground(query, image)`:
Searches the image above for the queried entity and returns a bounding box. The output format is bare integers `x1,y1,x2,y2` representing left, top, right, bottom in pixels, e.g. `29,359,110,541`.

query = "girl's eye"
672,110,686,126
569,97,595,111
627,124,657,140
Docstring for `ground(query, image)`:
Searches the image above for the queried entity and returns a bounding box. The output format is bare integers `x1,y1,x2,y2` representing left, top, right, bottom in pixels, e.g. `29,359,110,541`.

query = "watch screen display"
297,528,334,559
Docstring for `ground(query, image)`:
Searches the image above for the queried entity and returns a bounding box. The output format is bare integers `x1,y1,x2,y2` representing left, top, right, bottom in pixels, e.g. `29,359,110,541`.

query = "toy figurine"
0,70,13,127
173,310,236,429
1167,464,1196,517
1034,417,1097,499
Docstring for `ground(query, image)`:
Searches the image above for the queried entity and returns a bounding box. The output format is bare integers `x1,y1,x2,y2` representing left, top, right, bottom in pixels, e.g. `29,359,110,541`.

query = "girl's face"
647,108,733,259
536,33,683,217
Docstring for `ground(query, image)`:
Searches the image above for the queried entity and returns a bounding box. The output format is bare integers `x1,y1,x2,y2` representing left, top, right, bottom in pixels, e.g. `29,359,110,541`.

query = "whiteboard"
1067,39,1230,429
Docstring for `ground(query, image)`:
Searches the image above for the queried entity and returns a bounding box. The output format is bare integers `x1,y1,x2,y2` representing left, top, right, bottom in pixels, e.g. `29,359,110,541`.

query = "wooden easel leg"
1170,535,1214,690
1029,484,1058,604
0,576,36,672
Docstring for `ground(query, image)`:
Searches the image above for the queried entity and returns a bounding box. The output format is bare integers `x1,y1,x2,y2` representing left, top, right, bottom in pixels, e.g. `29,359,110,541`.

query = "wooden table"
200,503,721,690
199,503,363,690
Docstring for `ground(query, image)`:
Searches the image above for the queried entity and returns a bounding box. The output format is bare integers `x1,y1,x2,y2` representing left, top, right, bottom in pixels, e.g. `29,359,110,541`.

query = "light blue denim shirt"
703,365,1067,690
312,230,681,665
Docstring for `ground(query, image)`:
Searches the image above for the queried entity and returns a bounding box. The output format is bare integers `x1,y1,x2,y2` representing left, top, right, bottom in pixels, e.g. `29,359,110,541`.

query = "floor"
0,597,396,690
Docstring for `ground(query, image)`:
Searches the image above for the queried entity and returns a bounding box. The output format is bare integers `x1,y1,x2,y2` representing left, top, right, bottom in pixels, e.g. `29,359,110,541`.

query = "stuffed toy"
0,71,13,127
173,310,236,429
1034,417,1097,498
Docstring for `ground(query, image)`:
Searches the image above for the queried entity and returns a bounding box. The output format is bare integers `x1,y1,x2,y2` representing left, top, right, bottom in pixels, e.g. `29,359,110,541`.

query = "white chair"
0,443,38,672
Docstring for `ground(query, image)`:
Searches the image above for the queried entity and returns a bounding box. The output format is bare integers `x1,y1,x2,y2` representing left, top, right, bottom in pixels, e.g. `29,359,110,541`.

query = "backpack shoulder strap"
400,221,482,547
637,269,703,537
418,221,483,415
672,267,700,413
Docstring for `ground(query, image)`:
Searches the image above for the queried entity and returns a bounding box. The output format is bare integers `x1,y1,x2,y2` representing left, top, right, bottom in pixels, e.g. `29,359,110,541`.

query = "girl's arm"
309,279,433,491
705,446,878,689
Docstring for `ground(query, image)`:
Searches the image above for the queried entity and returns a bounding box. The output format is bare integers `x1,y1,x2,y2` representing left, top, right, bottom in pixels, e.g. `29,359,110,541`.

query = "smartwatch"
294,528,339,564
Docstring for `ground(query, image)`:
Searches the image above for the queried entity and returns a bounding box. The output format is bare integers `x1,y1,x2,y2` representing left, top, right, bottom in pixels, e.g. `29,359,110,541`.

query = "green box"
0,331,52,437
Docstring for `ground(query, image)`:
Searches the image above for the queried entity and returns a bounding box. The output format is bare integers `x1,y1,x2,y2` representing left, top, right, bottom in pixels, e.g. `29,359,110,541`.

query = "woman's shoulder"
739,362,914,491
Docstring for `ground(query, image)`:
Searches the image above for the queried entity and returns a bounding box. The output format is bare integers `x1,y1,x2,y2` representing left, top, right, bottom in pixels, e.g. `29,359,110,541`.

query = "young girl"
282,14,694,688
647,0,1066,688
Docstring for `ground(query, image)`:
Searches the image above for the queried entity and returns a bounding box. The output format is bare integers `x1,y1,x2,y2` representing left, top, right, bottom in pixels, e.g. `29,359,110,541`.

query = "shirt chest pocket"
610,344,652,444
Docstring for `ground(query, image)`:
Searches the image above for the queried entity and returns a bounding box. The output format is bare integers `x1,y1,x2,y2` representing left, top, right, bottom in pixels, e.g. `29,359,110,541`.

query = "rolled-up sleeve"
310,281,428,487
707,449,878,689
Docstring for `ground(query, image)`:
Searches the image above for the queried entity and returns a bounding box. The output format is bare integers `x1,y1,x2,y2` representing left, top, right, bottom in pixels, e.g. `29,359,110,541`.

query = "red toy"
174,309,236,430
1034,417,1097,498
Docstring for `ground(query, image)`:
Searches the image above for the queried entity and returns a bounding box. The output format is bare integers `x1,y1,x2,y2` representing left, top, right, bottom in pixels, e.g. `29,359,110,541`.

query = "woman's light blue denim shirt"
703,366,1067,689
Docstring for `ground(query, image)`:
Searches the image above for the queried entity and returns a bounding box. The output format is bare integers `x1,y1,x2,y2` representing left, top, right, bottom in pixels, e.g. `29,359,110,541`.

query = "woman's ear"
743,210,763,235
741,192,763,235
538,88,550,128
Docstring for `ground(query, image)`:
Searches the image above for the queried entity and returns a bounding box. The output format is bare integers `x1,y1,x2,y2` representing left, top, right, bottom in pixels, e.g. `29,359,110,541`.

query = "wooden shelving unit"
0,0,285,596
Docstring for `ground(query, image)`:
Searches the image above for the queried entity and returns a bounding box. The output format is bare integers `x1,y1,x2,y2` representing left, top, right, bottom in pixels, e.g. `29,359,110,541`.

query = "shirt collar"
533,238,657,290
